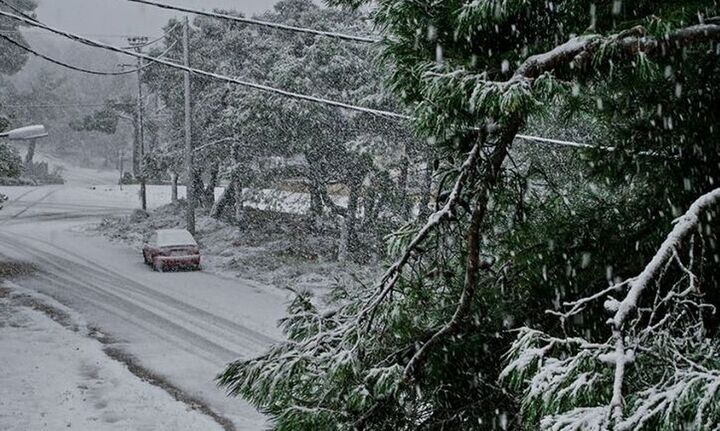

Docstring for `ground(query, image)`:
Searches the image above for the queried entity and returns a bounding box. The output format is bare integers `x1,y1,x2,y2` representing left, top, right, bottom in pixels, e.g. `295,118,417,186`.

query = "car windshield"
156,229,197,248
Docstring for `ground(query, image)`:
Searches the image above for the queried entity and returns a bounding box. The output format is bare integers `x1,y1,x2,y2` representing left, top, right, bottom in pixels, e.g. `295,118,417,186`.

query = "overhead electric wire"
0,0,141,75
0,33,150,76
1,30,179,76
124,0,380,44
0,10,604,151
0,9,408,120
0,0,36,20
1,0,174,50
514,134,610,150
0,30,161,38
1,103,132,108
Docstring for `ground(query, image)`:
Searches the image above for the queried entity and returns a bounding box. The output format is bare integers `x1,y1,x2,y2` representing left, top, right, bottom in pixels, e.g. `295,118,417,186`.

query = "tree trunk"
203,162,219,207
398,140,411,219
25,139,36,168
403,121,520,380
310,179,324,219
234,176,244,223
210,182,233,219
343,176,361,259
211,170,243,222
170,172,178,204
337,214,348,263
418,149,434,219
192,167,205,207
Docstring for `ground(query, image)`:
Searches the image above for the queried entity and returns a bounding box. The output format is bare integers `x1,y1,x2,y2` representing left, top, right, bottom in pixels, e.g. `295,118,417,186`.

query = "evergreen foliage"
211,1,720,429
0,143,22,178
0,0,37,76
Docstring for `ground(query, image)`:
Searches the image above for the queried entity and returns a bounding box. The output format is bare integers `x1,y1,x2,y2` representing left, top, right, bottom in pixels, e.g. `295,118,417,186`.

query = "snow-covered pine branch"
358,137,484,323
502,187,720,430
422,20,720,125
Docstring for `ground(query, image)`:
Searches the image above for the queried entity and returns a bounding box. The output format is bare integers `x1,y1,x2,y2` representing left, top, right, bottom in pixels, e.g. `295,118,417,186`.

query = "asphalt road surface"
0,163,287,430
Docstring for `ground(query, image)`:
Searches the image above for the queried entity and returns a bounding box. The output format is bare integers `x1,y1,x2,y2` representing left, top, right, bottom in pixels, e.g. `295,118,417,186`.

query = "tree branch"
605,187,720,424
514,22,720,80
358,134,486,321
403,122,519,380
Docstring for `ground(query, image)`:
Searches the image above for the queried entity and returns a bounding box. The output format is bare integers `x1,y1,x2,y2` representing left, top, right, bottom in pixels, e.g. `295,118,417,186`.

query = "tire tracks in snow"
0,231,278,353
0,282,237,431
3,187,61,220
0,230,282,431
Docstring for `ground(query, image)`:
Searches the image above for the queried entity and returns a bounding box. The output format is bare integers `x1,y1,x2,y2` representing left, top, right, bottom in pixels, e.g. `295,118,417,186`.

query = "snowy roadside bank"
89,202,379,295
0,283,224,431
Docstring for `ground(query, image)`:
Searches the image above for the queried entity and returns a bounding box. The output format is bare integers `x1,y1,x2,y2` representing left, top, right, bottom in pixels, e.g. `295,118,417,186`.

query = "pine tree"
218,1,720,429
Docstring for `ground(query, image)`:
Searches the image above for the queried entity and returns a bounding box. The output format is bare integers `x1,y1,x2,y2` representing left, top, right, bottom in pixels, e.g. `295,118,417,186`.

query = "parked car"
143,229,201,272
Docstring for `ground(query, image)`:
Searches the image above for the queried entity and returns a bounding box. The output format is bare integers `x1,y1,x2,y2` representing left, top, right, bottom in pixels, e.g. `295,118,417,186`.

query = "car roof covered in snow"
156,229,197,247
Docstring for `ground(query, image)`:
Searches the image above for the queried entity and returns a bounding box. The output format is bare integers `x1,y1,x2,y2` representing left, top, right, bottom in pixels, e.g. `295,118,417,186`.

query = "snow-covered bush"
0,143,22,178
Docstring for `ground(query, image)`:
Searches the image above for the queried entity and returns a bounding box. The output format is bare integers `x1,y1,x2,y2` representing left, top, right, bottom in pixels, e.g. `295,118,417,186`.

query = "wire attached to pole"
0,10,408,120
0,33,155,76
0,9,608,152
124,0,380,44
119,21,180,50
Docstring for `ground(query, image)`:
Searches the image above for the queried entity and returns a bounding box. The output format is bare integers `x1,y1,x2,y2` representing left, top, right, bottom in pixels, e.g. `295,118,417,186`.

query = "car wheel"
153,259,164,272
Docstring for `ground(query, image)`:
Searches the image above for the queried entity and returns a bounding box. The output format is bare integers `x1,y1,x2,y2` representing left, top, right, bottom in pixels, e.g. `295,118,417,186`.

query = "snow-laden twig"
540,406,609,431
612,188,720,327
502,187,720,430
605,188,720,423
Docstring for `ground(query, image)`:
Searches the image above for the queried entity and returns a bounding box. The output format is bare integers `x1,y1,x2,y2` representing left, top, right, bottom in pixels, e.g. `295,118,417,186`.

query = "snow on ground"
92,201,378,294
0,283,223,431
0,162,288,429
0,154,377,430
0,217,286,429
30,152,121,187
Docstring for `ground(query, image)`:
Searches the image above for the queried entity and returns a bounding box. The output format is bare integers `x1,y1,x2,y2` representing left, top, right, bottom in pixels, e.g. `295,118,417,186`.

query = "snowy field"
0,285,223,431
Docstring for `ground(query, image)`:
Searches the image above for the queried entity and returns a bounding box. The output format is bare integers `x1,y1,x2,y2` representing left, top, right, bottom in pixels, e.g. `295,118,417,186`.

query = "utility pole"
183,16,196,234
119,149,124,191
128,36,149,211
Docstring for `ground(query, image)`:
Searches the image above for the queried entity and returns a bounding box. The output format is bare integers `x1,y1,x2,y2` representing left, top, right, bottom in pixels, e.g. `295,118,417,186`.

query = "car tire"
153,259,164,272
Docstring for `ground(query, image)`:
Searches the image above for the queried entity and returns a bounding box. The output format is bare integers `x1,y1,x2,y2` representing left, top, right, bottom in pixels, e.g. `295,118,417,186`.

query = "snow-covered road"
0,165,289,430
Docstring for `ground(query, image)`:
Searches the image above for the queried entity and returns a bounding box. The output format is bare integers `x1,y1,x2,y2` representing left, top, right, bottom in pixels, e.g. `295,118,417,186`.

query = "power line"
0,0,172,47
0,33,141,76
124,0,380,44
0,0,36,20
1,103,133,108
0,9,408,120
0,10,602,151
0,30,163,39
0,31,179,76
515,134,611,151
0,0,139,75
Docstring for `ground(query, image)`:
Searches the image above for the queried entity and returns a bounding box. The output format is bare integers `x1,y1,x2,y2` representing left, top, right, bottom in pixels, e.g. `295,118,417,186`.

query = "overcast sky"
35,0,283,39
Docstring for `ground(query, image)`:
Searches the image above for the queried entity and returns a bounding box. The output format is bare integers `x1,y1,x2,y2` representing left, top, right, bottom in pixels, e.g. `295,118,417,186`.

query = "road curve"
0,183,288,430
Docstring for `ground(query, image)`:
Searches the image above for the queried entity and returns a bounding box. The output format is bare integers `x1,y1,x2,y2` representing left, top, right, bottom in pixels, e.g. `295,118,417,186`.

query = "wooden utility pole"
128,36,149,211
183,16,196,234
119,149,124,191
